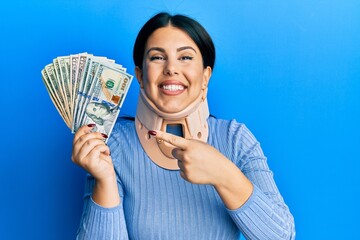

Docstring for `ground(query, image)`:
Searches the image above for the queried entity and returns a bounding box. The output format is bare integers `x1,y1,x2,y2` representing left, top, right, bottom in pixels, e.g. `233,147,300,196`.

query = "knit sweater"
76,117,295,239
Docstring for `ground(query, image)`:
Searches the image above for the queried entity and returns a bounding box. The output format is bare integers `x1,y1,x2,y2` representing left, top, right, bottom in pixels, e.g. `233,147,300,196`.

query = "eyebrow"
146,46,197,55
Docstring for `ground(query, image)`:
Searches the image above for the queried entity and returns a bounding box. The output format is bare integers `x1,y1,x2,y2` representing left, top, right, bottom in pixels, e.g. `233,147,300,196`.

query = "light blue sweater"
76,117,295,239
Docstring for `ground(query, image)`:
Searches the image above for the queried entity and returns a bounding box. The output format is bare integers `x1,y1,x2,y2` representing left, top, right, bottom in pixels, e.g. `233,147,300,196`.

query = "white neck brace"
135,89,209,170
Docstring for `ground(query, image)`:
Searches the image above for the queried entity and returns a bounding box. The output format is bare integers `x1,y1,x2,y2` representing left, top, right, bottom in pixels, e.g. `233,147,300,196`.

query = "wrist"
95,171,117,186
213,160,238,189
92,172,120,207
213,161,253,210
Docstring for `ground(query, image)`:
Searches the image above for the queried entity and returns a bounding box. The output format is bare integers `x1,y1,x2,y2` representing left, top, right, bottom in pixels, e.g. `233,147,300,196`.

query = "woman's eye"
150,56,165,61
179,56,193,61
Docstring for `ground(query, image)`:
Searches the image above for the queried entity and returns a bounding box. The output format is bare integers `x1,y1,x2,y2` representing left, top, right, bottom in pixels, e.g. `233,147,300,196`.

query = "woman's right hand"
72,124,120,207
71,124,114,182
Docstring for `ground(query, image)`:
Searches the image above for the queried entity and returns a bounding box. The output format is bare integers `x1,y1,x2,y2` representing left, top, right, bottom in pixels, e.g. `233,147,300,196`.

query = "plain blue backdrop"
1,0,359,239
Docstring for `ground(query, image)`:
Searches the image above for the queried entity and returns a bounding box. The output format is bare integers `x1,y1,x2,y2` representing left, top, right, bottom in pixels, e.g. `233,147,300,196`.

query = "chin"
157,103,187,114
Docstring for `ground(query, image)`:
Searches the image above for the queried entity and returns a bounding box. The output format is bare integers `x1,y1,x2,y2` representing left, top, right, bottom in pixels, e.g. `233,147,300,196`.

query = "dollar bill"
41,69,71,128
57,56,72,118
72,54,90,132
53,57,72,120
78,63,133,139
73,56,124,132
70,54,79,111
73,57,101,132
44,63,71,125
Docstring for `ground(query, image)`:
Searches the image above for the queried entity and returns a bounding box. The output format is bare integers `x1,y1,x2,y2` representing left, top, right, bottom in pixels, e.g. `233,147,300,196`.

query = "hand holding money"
41,53,133,141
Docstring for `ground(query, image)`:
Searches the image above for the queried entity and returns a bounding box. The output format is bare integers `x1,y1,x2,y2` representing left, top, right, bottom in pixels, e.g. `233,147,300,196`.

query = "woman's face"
136,26,211,113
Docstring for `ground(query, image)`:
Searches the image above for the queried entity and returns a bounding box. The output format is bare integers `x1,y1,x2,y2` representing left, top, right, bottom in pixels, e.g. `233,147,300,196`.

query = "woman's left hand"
152,130,231,185
151,130,254,209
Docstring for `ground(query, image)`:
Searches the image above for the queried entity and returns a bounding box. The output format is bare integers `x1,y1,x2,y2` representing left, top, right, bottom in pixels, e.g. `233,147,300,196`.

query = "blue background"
1,0,359,239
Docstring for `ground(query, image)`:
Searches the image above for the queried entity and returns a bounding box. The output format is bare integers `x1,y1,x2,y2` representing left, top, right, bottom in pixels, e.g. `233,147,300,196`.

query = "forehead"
145,26,199,51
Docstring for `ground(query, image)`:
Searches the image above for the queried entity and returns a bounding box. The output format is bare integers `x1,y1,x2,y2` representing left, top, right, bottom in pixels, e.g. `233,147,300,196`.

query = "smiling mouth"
160,84,185,91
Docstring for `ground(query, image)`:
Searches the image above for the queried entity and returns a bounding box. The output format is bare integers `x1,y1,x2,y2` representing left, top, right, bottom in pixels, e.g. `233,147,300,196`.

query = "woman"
72,12,295,239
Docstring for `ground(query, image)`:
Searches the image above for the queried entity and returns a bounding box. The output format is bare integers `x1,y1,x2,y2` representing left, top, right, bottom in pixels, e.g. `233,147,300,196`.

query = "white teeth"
162,85,184,91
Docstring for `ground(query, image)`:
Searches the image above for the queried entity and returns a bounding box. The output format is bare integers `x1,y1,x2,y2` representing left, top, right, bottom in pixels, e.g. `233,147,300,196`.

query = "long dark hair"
133,12,215,70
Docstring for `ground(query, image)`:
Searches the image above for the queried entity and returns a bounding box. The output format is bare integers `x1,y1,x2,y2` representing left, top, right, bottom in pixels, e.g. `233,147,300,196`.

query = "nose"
163,58,178,75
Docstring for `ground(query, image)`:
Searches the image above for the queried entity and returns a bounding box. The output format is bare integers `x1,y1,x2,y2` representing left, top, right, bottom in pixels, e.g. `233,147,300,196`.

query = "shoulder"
111,116,135,134
208,116,250,139
107,117,136,147
107,117,139,166
208,116,264,164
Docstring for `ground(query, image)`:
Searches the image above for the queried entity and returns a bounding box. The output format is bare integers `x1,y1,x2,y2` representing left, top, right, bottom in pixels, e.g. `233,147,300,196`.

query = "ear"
202,66,212,89
135,66,144,88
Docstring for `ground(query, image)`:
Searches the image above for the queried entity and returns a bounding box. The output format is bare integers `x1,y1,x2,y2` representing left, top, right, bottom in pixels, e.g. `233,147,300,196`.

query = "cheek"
142,65,159,86
141,68,158,98
186,62,207,82
187,70,206,87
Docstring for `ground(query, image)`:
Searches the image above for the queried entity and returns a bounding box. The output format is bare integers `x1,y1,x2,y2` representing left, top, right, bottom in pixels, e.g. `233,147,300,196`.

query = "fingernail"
148,130,157,136
87,123,96,127
101,133,108,138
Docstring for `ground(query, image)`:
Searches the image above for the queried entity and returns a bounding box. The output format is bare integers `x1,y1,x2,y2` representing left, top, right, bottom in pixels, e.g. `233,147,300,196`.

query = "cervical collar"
135,89,209,170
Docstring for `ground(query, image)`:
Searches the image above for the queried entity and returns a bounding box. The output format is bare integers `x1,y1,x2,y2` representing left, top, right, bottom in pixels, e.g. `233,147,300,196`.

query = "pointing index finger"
150,130,188,150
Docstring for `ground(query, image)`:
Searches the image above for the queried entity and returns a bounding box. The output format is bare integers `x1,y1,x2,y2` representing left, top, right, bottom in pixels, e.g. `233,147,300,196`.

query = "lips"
159,80,187,95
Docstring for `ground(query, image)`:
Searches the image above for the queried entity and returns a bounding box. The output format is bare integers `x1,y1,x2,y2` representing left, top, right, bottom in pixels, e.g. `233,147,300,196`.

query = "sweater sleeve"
226,121,296,240
76,174,129,240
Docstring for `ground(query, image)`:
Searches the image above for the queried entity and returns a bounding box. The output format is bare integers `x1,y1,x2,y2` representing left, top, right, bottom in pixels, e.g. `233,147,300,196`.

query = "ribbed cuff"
227,185,293,239
89,196,123,212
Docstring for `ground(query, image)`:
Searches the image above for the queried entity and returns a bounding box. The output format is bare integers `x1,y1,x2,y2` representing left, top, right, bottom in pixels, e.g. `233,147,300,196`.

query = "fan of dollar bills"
41,53,133,139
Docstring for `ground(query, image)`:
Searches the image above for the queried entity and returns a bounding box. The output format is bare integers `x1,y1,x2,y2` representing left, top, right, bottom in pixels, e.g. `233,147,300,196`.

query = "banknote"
72,53,90,132
41,53,133,140
41,69,71,128
72,55,117,132
76,63,133,137
44,63,72,125
57,56,72,116
53,57,72,118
